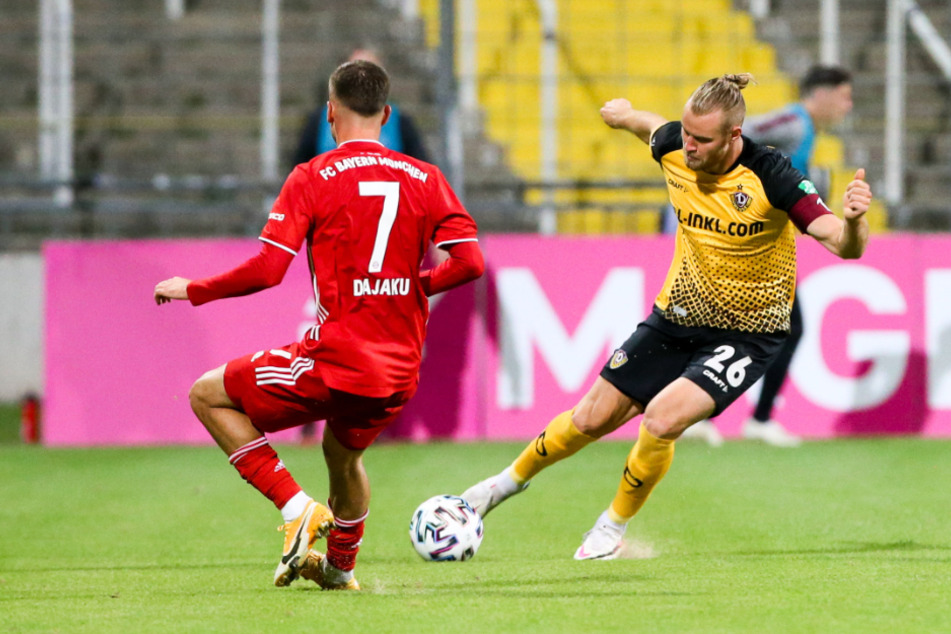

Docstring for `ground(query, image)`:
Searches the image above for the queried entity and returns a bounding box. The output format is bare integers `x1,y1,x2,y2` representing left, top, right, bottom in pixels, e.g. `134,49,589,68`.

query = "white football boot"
573,511,626,560
460,467,529,518
679,419,724,447
742,418,802,447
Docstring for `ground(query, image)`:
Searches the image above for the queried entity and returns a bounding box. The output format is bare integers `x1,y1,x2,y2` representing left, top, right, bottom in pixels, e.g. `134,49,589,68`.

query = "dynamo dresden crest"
730,187,752,212
609,349,628,369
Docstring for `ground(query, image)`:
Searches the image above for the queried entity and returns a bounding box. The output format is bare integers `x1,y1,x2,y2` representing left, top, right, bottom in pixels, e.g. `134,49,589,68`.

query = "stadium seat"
417,0,881,233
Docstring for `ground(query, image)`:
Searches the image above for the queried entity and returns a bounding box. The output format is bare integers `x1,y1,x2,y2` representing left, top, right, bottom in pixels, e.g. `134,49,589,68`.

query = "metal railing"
885,0,951,219
10,0,951,248
739,0,951,225
37,0,73,207
0,174,667,250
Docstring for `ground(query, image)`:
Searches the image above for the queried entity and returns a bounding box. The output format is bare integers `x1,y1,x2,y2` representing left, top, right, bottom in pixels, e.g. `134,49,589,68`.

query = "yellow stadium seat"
741,43,777,75
416,0,858,234
813,134,844,167
744,76,795,113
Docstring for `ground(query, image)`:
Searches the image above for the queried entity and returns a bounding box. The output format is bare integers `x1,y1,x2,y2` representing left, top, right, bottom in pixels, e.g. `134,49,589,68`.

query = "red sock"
228,438,302,510
327,511,367,572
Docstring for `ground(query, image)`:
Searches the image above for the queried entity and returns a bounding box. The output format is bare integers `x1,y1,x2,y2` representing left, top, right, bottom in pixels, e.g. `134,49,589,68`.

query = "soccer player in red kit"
154,60,484,590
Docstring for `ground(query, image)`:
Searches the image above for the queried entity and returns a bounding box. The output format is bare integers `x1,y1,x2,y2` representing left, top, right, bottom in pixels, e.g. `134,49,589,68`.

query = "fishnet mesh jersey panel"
661,231,796,332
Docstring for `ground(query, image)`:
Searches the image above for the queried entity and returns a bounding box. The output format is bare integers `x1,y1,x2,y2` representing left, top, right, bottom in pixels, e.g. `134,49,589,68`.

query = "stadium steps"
0,0,526,240
0,1,45,176
419,0,880,233
749,0,951,229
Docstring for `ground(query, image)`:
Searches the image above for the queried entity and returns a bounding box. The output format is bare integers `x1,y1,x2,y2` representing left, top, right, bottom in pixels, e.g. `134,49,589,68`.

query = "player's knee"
640,410,682,440
570,406,599,436
642,419,674,440
188,372,218,413
572,380,640,437
571,401,620,438
187,380,206,414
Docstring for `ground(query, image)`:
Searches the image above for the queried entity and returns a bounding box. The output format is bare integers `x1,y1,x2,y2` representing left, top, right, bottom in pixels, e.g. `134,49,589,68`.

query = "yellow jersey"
651,121,830,333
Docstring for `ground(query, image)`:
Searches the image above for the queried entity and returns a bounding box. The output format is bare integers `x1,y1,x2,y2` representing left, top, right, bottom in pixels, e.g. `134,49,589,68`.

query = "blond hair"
687,73,755,130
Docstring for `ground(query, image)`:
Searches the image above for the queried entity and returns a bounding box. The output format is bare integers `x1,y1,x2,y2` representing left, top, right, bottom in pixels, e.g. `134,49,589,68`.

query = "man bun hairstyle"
688,73,755,130
329,59,390,117
799,65,852,97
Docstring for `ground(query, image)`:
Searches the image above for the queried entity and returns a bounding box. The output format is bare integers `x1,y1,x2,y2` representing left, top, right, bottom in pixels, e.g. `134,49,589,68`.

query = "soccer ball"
409,494,484,561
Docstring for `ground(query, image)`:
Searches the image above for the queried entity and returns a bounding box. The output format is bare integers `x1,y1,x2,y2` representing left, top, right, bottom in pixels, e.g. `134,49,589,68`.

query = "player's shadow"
832,349,927,436
382,265,499,442
734,539,950,557
429,572,692,599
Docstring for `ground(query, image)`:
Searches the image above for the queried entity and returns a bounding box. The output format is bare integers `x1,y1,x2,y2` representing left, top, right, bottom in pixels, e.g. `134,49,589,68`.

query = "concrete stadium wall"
0,253,43,401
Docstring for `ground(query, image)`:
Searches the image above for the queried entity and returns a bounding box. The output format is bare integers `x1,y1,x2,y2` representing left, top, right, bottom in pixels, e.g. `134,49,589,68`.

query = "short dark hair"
799,65,852,97
329,60,390,117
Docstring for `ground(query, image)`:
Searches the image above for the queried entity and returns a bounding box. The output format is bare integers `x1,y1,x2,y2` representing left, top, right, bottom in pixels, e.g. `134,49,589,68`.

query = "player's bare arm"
805,168,871,259
154,276,191,304
600,98,668,144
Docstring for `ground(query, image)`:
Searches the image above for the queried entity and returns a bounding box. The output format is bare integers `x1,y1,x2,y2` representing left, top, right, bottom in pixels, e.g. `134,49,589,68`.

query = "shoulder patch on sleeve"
651,122,683,163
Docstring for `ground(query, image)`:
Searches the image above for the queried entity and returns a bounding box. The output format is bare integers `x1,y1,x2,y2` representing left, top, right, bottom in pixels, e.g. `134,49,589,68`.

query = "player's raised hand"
154,276,191,305
843,168,872,221
600,98,635,129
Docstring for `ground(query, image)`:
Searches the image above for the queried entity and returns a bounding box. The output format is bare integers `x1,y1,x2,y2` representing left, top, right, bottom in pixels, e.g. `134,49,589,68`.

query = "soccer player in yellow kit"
461,73,872,560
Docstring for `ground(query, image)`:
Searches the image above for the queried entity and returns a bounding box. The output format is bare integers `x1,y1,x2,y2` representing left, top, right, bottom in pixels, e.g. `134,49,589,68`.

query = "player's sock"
491,466,523,495
326,510,367,572
279,490,313,523
228,437,303,511
511,410,597,482
608,422,675,522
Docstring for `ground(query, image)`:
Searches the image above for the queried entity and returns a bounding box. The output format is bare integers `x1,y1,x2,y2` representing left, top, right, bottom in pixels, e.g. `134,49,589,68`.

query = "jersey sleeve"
186,241,295,306
428,167,479,247
259,165,316,256
756,148,833,233
650,121,683,163
419,240,484,296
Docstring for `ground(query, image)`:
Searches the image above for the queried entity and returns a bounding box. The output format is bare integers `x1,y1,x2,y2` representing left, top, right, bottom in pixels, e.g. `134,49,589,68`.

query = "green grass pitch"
1,429,949,633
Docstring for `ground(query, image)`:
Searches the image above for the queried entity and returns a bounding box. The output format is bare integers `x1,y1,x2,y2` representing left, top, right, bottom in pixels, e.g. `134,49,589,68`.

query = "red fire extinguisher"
21,394,40,444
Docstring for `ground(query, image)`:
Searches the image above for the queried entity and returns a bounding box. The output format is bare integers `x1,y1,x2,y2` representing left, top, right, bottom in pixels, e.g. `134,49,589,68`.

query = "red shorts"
223,341,415,450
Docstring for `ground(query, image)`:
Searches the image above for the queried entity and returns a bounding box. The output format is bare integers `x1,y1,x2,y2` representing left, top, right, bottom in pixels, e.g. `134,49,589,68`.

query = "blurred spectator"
744,65,853,197
290,47,431,168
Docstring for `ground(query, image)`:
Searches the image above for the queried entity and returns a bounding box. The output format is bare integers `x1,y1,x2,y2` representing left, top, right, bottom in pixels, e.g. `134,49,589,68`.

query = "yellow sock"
511,410,596,482
608,422,675,522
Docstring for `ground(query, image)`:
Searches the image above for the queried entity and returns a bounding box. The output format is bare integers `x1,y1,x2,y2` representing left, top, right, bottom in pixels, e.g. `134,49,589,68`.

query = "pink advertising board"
467,235,951,441
43,235,951,446
43,239,314,446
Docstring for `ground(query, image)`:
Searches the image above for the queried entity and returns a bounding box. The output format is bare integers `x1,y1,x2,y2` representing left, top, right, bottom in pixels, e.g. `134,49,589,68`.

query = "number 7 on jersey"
359,181,400,273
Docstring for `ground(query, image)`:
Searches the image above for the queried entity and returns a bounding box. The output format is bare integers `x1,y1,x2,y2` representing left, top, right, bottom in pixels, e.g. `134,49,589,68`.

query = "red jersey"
260,140,478,396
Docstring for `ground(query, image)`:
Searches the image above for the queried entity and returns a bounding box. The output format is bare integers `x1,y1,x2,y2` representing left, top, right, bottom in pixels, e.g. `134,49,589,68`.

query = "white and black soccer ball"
409,494,484,561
